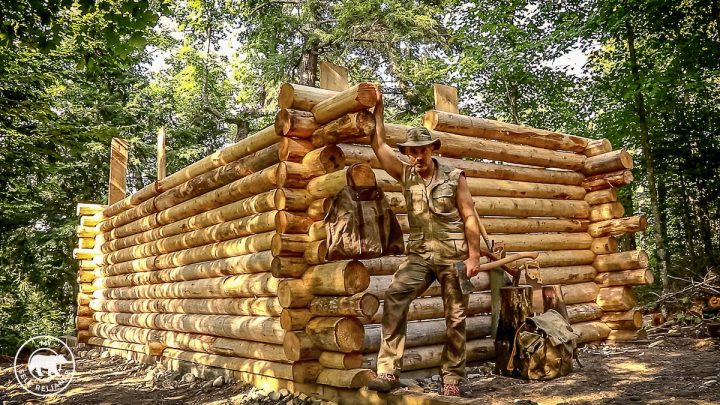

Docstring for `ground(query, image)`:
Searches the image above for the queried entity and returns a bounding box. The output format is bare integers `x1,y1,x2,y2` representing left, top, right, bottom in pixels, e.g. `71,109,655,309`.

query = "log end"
356,82,380,107
278,83,295,110
345,261,370,295
422,110,439,130
360,293,380,317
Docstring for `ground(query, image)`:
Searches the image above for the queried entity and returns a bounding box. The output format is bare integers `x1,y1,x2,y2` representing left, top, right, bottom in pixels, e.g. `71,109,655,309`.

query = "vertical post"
319,61,349,91
494,286,533,376
157,127,166,181
490,269,504,338
108,138,129,205
432,84,459,114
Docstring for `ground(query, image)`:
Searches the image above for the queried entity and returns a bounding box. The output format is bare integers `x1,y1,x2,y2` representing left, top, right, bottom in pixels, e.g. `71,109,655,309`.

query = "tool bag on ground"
507,309,581,380
324,164,404,260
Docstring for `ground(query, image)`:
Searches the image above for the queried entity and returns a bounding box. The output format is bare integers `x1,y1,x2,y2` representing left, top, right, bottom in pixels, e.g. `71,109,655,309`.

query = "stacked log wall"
75,80,650,398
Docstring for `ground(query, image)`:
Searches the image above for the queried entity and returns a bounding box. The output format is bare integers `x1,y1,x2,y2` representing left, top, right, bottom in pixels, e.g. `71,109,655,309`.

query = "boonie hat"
397,127,441,154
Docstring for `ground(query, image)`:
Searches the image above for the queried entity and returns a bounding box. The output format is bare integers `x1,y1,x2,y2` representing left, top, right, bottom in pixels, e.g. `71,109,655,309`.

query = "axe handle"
476,252,539,272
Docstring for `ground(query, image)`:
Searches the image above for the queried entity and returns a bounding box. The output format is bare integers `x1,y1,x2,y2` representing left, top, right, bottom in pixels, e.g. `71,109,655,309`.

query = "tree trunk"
625,18,669,304
494,286,532,376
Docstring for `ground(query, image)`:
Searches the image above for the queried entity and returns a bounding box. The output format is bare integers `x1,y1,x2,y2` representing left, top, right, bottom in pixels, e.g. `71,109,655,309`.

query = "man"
366,92,484,397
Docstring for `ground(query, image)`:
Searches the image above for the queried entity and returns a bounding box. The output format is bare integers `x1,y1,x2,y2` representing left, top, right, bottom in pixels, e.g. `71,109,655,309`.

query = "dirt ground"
1,337,719,405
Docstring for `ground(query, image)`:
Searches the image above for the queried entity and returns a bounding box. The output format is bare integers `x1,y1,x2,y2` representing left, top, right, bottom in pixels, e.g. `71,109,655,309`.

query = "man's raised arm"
371,92,404,182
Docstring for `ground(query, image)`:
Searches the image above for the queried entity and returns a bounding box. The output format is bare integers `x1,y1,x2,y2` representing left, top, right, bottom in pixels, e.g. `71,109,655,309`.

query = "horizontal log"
280,308,313,330
318,352,365,370
93,312,285,344
485,233,592,251
73,248,96,260
423,110,590,152
361,256,407,276
77,203,106,216
362,338,494,371
78,238,95,249
584,188,618,205
532,250,596,267
95,273,280,300
278,83,337,111
572,321,611,343
370,293,491,324
301,145,346,178
310,293,380,317
589,202,625,222
77,225,100,238
561,282,600,305
77,293,92,306
607,329,647,341
164,348,320,383
362,316,491,353
583,170,634,192
102,126,279,219
520,265,597,285
89,297,282,316
79,260,98,270
593,250,649,272
595,268,654,287
283,330,321,361
80,213,103,227
566,303,603,323
274,109,319,138
311,82,378,124
76,316,93,330
103,212,278,264
596,286,636,311
78,270,96,283
479,218,589,234
306,317,364,353
601,310,643,329
584,138,612,157
316,368,375,388
306,164,375,200
88,337,148,354
367,274,490,301
591,237,618,255
278,279,314,308
312,111,376,147
583,149,633,176
373,170,585,200
278,138,314,162
588,215,647,238
271,256,308,279
302,261,369,296
77,305,93,317
340,144,584,185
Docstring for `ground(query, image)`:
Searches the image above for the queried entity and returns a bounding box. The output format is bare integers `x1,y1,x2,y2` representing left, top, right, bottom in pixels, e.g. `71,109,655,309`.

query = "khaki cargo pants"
376,254,468,384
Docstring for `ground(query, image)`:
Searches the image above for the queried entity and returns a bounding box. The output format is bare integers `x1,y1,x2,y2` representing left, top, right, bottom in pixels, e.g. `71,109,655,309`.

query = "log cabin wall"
72,79,649,400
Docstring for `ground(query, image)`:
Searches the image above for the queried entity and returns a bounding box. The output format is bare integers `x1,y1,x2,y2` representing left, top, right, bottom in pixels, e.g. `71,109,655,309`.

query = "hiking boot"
366,373,401,393
441,383,461,397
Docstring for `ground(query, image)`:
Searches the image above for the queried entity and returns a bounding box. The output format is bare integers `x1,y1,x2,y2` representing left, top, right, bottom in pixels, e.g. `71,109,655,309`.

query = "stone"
279,389,291,397
144,370,156,382
212,376,224,387
703,380,716,386
422,378,433,385
431,375,442,382
468,374,482,379
399,379,418,388
182,373,195,383
202,380,214,389
269,391,282,401
100,351,110,358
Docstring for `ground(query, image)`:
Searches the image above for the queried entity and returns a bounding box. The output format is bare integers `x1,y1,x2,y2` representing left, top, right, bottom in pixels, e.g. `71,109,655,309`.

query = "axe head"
454,262,476,295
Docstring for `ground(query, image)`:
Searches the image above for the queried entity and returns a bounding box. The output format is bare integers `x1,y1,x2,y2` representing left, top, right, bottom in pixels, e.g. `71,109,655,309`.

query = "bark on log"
601,310,643,329
275,109,319,138
367,275,490,301
591,237,619,255
283,330,321,361
584,188,618,205
583,170,634,192
595,268,654,287
362,316,492,354
363,338,495,371
302,261,369,296
272,233,309,257
519,265,597,286
305,317,364,353
278,83,337,111
310,293,379,317
301,145,346,177
340,144,584,186
311,83,378,124
584,138,612,157
423,110,590,152
561,282,600,305
361,256,407,276
306,164,375,199
588,215,647,238
485,233,592,251
494,286,533,376
583,149,634,176
312,111,376,147
589,202,625,222
593,250,649,272
479,218,589,234
89,297,282,316
533,250,596,267
566,303,604,323
596,286,636,311
371,293,491,324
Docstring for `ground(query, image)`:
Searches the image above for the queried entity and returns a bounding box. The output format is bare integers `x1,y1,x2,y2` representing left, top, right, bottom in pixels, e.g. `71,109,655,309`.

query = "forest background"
1,0,718,354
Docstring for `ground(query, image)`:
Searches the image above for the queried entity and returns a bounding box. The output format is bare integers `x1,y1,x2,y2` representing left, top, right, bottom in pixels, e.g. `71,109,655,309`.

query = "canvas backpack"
324,164,404,260
508,309,581,380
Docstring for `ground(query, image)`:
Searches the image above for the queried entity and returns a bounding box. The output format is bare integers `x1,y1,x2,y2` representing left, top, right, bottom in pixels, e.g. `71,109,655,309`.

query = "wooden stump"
494,286,532,376
542,285,569,320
